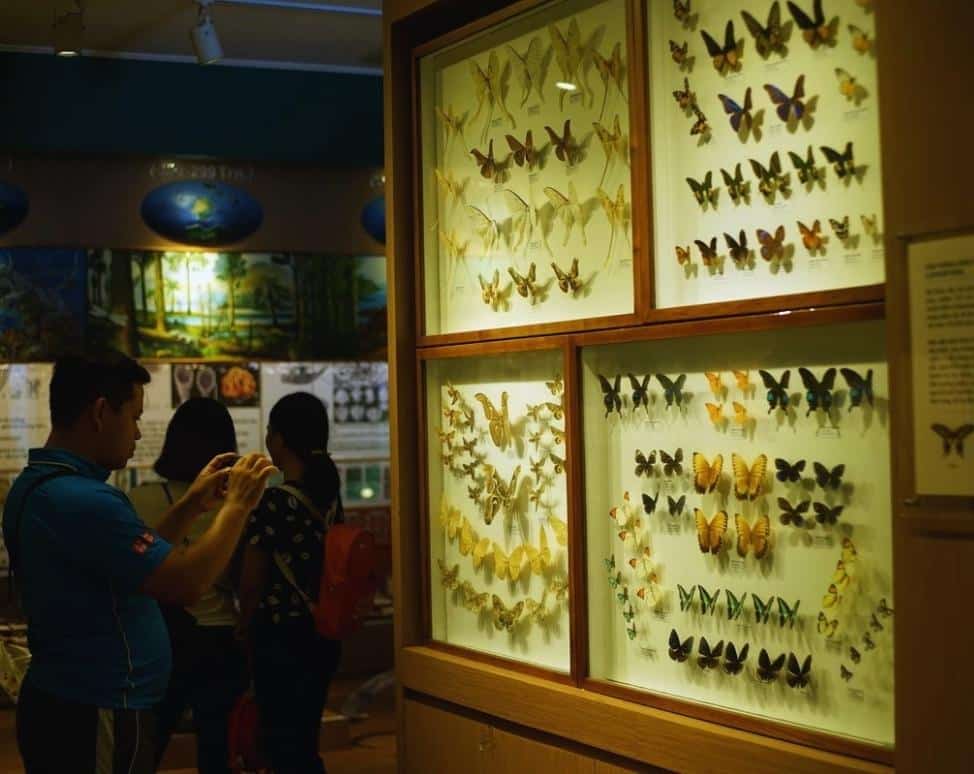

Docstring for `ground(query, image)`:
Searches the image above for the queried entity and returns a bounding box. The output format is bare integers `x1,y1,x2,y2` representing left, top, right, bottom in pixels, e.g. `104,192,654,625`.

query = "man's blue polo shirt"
2,448,173,709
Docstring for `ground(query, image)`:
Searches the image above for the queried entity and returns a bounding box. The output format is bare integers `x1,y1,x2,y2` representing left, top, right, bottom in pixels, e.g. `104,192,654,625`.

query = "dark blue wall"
0,51,383,165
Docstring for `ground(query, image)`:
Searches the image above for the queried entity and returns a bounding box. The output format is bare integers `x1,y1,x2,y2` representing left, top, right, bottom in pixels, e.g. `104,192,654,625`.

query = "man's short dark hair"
50,352,151,429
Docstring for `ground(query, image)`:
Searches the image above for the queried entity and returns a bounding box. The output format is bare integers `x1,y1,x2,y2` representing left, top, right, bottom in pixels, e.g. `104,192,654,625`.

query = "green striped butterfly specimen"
725,589,746,620
698,585,721,615
678,583,696,612
752,593,775,624
777,597,800,628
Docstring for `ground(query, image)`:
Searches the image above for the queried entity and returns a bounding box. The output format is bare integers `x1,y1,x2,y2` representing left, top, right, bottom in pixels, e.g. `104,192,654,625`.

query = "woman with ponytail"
237,392,343,774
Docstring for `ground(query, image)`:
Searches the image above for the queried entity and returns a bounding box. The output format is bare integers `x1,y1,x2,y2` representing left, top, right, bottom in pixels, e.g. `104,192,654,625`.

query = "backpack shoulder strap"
275,483,324,522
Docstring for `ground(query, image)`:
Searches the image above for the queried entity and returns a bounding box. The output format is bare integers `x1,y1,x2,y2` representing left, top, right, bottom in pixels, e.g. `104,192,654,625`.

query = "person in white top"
129,398,246,774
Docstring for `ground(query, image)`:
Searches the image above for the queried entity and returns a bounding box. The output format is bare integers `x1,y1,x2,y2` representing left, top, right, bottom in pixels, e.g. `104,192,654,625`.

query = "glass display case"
425,349,571,671
648,0,885,309
418,0,636,336
582,318,893,747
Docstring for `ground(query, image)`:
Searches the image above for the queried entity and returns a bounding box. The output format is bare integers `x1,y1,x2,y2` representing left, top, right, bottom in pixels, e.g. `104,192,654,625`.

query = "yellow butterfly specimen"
439,229,470,285
549,578,569,601
460,583,489,612
822,583,841,608
705,402,725,426
469,50,515,139
597,184,631,266
436,426,455,446
445,382,462,405
506,36,545,107
472,537,492,571
434,169,467,207
593,114,628,187
861,214,879,241
503,188,540,250
841,537,858,563
439,500,462,539
493,543,527,582
834,68,861,102
459,517,478,556
817,611,839,637
551,257,582,295
435,103,465,150
734,513,771,559
474,391,511,450
547,515,568,546
466,205,499,255
437,559,460,589
593,41,627,119
548,451,566,475
549,18,585,110
550,426,566,445
731,452,768,501
731,402,749,426
543,182,587,246
694,509,729,554
524,591,553,625
636,575,662,606
675,245,692,266
546,375,564,396
833,560,851,591
848,24,873,54
491,594,525,631
507,263,539,304
525,526,552,575
692,452,723,494
705,371,724,397
733,370,751,394
544,400,565,420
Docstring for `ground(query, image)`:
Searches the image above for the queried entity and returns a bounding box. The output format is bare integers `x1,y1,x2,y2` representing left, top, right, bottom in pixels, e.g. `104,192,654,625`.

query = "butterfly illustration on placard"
725,230,750,268
672,77,696,110
597,374,623,417
821,142,856,178
697,637,724,670
668,628,694,662
692,452,723,494
721,164,750,204
829,216,850,241
668,494,687,518
634,449,656,478
759,369,791,412
797,220,825,254
718,87,753,134
505,130,539,170
752,593,775,624
507,37,545,108
593,114,628,186
725,589,746,621
741,1,785,58
840,368,874,409
597,184,631,266
544,183,587,246
723,642,750,675
641,491,660,516
751,151,790,199
551,257,582,295
593,42,627,119
686,171,718,208
695,237,721,272
757,649,786,682
628,373,652,413
930,424,974,457
669,39,689,66
787,0,838,48
775,457,806,483
778,497,811,527
549,18,586,110
788,146,823,187
701,20,741,75
786,653,812,688
657,374,687,409
732,453,767,501
764,74,806,123
848,24,873,54
469,50,515,141
545,120,581,166
435,104,466,151
777,598,800,628
799,367,837,414
694,509,728,554
507,263,539,304
735,514,771,558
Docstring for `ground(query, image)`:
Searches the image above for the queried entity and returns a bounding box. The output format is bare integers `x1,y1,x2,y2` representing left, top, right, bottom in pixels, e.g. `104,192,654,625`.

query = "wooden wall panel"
401,698,488,774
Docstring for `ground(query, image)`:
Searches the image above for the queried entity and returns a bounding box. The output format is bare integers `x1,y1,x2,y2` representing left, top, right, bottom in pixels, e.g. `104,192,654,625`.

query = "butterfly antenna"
599,84,609,122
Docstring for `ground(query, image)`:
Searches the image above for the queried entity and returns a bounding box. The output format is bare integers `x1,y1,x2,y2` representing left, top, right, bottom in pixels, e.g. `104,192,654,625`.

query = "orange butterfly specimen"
705,371,723,396
731,453,767,500
705,402,725,425
672,77,696,110
505,131,538,169
735,513,771,559
733,370,751,393
692,452,723,494
756,226,786,262
470,139,498,180
732,402,749,426
694,509,729,554
787,0,838,48
675,245,692,266
848,24,873,54
545,120,581,166
797,220,825,252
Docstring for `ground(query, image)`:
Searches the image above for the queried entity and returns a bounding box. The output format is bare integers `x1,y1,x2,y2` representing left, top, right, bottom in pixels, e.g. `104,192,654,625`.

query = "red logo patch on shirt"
132,539,148,555
141,531,155,545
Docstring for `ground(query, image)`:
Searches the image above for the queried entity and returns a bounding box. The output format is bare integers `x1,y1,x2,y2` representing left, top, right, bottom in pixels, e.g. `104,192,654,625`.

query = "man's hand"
183,452,238,515
225,453,278,514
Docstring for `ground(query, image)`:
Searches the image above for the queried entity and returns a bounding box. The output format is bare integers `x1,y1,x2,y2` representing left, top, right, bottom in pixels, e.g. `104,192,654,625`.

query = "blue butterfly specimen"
718,87,753,133
752,593,775,624
698,585,720,615
799,367,837,415
759,369,791,412
764,74,806,122
840,368,874,409
678,583,696,612
656,373,687,408
725,589,746,620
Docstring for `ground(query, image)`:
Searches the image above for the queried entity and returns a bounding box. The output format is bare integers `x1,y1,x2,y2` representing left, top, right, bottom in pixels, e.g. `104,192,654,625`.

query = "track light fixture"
191,0,224,65
53,0,85,57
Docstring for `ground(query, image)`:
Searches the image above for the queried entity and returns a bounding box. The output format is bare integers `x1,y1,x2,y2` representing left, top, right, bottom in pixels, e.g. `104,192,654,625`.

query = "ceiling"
0,0,383,74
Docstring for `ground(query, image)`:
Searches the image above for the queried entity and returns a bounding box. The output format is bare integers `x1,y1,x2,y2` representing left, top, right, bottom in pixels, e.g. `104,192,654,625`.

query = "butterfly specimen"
840,368,874,409
525,527,552,575
775,458,806,484
551,258,582,295
723,642,750,675
697,637,725,670
474,391,511,450
641,491,659,516
440,501,463,539
668,495,687,518
544,183,586,246
438,560,460,590
507,263,539,304
759,369,791,412
692,452,723,494
529,455,546,480
669,39,689,66
829,216,850,241
598,374,623,417
797,220,825,254
777,598,800,628
625,620,637,640
800,367,837,415
593,115,628,186
813,502,844,525
848,24,873,54
686,172,718,207
593,42,627,119
725,230,750,267
672,77,696,110
725,589,746,620
469,51,515,140
676,245,692,266
752,593,775,624
834,68,860,102
635,449,656,478
740,2,785,57
787,0,838,48
756,226,787,263
597,184,630,265
546,375,564,396
660,448,684,476
813,461,845,490
877,598,894,617
478,270,501,309
434,169,467,207
718,87,753,134
673,0,692,25
863,632,877,650
750,152,790,199
657,374,687,409
764,75,806,122
471,536,492,570
821,142,856,178
849,645,862,664
467,205,500,256
735,514,771,558
842,537,858,564
694,509,728,554
493,543,526,582
930,424,974,457
705,403,724,425
786,653,812,688
869,613,883,632
698,585,720,615
757,649,786,682
690,105,711,137
833,561,851,591
840,665,854,682
505,131,538,169
705,372,723,396
822,583,841,608
548,452,566,475
546,120,580,166
733,370,751,394
622,603,636,622
733,400,749,424
491,594,524,631
547,515,568,548
677,583,696,612
861,214,879,238
507,37,545,108
549,19,585,110
668,628,694,662
483,464,520,525
439,230,470,284
504,189,541,251
721,164,749,204
817,611,839,637
788,146,823,186
732,453,767,501
435,104,466,150
701,20,741,75
778,497,811,527
607,569,622,589
628,374,652,413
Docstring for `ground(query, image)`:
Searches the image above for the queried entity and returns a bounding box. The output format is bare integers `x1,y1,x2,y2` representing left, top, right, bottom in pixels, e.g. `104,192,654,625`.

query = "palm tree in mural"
252,273,290,328
215,254,247,331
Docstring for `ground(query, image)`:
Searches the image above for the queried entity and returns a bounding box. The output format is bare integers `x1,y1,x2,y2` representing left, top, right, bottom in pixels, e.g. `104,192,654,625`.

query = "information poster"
129,363,173,468
0,364,53,473
908,232,974,496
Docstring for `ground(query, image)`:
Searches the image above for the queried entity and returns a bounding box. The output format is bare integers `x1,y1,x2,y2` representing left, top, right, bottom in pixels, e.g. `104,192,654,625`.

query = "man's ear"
91,396,110,432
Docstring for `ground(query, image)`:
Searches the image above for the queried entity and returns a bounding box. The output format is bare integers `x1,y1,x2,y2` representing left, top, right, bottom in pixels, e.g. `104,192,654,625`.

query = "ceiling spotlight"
53,1,85,57
191,0,223,65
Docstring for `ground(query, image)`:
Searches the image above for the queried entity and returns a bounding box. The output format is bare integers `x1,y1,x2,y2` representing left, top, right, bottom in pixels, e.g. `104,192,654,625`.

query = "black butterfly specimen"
778,497,811,527
718,87,753,133
799,367,837,415
642,491,660,515
598,374,623,417
759,369,791,413
750,152,790,199
668,494,686,517
697,637,725,670
660,448,684,477
840,665,854,682
724,230,749,267
821,142,855,178
849,646,862,663
695,237,720,271
775,457,806,483
690,105,710,137
788,145,823,186
634,449,656,478
869,613,884,632
721,164,749,204
830,216,850,240
686,171,718,207
757,649,786,682
863,632,876,650
546,120,580,166
668,628,694,662
764,75,806,122
813,501,844,525
723,642,750,675
786,653,813,688
840,368,874,409
813,461,845,490
673,0,692,27
673,77,696,110
700,20,741,74
657,374,687,408
741,2,785,58
877,598,894,617
628,373,652,412
787,0,838,48
930,424,974,457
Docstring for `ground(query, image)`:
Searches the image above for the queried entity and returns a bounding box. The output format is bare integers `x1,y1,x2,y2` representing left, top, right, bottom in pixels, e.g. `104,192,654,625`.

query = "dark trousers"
17,676,157,774
154,615,248,774
252,618,341,774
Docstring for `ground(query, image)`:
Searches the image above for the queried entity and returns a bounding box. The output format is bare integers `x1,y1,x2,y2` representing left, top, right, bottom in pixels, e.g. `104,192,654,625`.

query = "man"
2,352,276,773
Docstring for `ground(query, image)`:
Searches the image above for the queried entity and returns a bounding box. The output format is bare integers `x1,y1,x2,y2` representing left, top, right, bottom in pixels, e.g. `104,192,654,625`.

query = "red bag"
274,486,378,639
227,692,270,773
